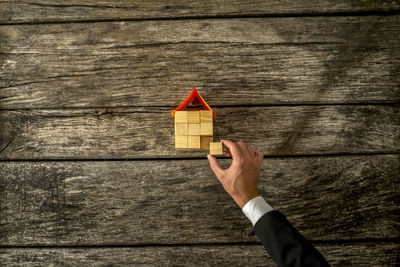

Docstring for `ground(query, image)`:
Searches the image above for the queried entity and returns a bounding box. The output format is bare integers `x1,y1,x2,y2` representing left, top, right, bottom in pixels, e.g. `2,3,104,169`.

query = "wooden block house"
172,88,216,150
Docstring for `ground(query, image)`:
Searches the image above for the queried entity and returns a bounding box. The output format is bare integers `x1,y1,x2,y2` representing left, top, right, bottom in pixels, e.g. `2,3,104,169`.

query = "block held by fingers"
210,142,223,155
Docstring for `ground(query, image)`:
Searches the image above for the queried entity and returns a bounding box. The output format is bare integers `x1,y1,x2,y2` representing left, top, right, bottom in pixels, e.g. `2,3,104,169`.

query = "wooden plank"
1,0,399,24
0,155,398,245
0,16,399,109
0,243,398,266
0,106,398,159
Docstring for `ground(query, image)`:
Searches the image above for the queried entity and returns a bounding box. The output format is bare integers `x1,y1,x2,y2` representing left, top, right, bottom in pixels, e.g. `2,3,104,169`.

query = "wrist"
233,192,260,209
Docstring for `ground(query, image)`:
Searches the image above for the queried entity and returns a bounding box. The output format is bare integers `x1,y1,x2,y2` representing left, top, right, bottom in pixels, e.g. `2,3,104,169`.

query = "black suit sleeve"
254,210,330,267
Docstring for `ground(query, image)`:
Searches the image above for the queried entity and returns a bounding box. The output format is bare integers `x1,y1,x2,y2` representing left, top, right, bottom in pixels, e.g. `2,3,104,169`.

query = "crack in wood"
0,136,15,155
1,11,400,26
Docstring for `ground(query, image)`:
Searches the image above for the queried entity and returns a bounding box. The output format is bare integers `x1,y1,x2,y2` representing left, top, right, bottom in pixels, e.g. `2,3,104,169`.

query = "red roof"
171,87,216,120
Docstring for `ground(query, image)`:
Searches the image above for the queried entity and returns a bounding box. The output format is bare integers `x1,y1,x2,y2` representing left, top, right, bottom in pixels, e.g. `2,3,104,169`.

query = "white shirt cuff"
242,196,273,226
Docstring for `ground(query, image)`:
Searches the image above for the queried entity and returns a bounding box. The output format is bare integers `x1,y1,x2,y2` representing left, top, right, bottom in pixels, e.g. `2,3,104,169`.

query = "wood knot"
96,108,113,119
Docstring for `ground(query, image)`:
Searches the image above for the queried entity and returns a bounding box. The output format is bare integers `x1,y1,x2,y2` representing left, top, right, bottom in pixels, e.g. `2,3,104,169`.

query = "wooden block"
175,111,187,124
175,135,188,149
175,124,188,136
200,122,213,136
188,123,200,135
210,142,223,155
187,111,200,123
188,136,201,149
200,110,213,123
200,136,213,150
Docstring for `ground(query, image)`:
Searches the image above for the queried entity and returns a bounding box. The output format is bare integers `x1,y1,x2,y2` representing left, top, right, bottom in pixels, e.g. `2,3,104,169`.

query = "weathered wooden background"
0,1,399,266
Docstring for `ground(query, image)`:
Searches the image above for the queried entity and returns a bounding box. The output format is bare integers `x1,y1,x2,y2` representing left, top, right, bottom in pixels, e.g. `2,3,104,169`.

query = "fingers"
207,154,225,178
221,140,244,160
255,150,264,168
237,141,252,159
247,145,255,159
222,140,261,166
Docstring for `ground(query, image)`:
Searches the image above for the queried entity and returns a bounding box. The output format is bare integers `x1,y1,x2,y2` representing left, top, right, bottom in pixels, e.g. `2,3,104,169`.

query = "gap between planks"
1,10,400,26
1,239,398,249
0,152,399,162
0,102,399,112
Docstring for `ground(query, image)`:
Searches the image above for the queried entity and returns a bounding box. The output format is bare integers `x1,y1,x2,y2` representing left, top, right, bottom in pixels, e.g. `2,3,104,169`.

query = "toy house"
171,88,216,150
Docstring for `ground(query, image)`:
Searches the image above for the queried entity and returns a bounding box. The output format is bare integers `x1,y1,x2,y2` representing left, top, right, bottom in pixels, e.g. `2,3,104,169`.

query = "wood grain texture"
0,243,399,266
0,106,399,159
1,16,399,109
0,155,398,245
0,0,399,24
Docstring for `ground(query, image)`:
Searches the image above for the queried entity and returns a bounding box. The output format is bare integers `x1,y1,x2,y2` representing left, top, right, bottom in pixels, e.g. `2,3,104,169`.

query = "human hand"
207,140,264,208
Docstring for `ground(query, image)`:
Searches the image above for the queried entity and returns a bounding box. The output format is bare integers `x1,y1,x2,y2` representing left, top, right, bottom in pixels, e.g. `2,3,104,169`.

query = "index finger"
221,140,244,160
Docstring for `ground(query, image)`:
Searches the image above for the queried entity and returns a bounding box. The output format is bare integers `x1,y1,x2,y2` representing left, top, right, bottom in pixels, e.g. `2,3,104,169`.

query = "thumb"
207,155,224,178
